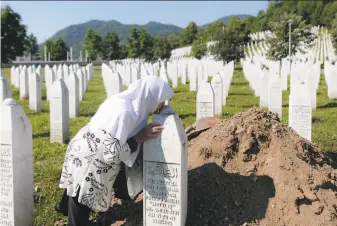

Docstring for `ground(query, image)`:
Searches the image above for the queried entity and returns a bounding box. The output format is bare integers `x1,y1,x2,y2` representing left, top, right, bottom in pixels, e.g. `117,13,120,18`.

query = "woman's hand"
134,123,164,144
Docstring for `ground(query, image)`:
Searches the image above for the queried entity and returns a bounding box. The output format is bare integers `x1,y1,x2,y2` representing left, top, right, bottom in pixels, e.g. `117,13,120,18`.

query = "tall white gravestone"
211,73,223,115
19,69,29,100
68,73,80,118
46,68,55,101
268,77,282,119
50,79,69,143
10,66,15,85
196,82,215,120
29,72,42,111
143,106,188,226
0,73,12,103
289,82,312,141
76,69,85,101
0,98,33,226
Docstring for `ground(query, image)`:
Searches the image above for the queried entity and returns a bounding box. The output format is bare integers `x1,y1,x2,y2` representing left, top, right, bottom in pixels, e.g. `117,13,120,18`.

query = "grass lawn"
1,64,336,225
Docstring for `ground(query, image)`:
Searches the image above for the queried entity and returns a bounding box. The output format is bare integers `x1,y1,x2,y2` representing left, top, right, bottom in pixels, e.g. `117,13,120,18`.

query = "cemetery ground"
1,64,337,225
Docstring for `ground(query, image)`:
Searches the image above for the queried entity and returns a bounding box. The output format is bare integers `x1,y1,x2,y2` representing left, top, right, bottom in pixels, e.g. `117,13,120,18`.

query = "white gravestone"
50,79,69,143
268,77,282,119
159,72,170,105
211,73,223,115
56,66,64,80
52,65,57,76
29,72,42,111
196,82,215,120
328,70,337,99
0,73,12,103
132,67,140,83
289,82,312,141
171,64,178,88
19,69,29,100
36,65,43,83
0,98,33,226
46,68,55,101
189,67,197,92
220,70,228,101
143,106,188,226
82,68,88,92
14,67,20,89
63,65,69,82
10,66,15,85
86,65,90,81
111,72,122,96
259,69,269,108
181,63,187,85
76,70,85,101
68,73,80,118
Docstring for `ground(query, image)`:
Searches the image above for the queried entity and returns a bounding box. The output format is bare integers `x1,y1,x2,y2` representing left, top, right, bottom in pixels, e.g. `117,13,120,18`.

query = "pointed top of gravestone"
3,98,16,106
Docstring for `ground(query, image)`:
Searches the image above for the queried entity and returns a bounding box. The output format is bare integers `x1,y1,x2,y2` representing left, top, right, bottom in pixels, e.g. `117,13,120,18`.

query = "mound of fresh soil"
187,108,337,226
105,108,337,226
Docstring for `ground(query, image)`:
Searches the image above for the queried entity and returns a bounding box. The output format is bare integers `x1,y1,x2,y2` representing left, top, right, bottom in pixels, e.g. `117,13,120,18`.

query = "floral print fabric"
59,126,131,212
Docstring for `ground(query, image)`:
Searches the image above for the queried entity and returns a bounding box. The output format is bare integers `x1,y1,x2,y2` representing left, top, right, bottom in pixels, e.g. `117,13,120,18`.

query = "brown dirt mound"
105,108,337,226
187,108,337,226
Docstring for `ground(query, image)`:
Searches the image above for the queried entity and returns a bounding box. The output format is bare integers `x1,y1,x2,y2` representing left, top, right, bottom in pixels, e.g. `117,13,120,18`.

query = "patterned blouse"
59,125,137,212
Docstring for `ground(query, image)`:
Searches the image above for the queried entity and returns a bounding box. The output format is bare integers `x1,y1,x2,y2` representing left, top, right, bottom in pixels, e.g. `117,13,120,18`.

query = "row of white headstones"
102,59,235,119
241,53,337,142
245,27,337,63
0,64,94,144
0,62,194,225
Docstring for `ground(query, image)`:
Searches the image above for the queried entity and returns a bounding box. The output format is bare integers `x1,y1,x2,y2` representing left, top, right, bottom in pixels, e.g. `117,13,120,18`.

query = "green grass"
1,63,337,225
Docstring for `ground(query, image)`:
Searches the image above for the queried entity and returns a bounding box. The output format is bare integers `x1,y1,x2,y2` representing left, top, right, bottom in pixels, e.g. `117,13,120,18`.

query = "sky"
2,1,268,43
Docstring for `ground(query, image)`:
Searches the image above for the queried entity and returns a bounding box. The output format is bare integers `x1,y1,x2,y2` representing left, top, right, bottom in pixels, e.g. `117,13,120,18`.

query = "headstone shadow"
32,132,50,139
186,163,275,226
81,112,96,117
103,162,275,226
317,102,337,109
179,113,196,119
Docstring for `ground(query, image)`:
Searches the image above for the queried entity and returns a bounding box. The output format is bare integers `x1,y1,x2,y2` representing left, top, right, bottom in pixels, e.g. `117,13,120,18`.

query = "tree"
153,36,171,60
227,16,242,32
53,37,68,61
40,40,54,60
119,44,128,59
180,21,198,47
205,21,225,41
331,14,337,55
127,27,154,61
101,32,120,60
83,29,102,61
166,34,180,50
266,13,315,60
191,38,207,60
24,33,39,59
210,28,244,62
127,26,141,58
1,6,27,63
139,28,154,61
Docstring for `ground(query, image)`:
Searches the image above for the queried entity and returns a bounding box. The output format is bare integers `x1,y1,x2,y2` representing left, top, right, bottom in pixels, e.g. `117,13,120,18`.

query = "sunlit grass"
1,63,336,225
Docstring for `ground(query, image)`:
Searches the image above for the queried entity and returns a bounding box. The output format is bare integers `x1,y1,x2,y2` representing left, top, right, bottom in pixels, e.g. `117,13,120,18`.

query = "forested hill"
44,14,251,58
46,20,182,58
257,0,337,30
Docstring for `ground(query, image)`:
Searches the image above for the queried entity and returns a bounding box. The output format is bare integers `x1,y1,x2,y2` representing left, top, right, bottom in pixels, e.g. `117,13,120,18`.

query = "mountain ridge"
44,14,251,58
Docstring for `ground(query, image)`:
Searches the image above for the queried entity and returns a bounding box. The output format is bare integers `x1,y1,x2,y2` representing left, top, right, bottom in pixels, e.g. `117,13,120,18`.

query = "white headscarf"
87,75,174,145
